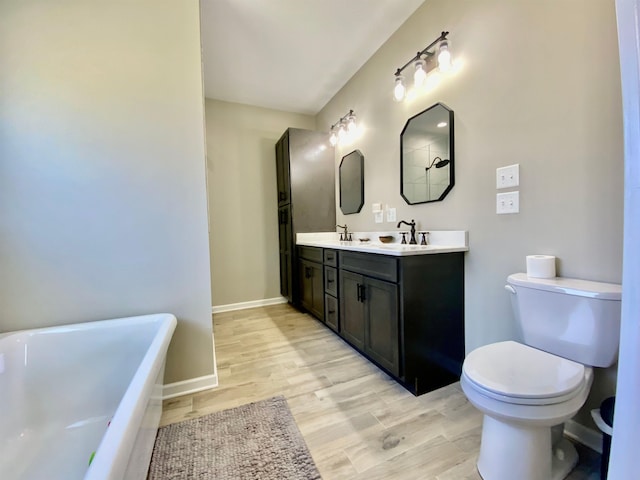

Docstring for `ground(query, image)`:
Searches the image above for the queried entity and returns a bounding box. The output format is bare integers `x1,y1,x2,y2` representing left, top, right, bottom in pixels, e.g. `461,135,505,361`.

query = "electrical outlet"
496,191,519,214
374,211,384,223
386,207,396,222
496,164,520,189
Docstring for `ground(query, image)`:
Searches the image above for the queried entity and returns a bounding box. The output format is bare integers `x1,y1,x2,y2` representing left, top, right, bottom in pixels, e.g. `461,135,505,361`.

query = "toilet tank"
506,273,622,367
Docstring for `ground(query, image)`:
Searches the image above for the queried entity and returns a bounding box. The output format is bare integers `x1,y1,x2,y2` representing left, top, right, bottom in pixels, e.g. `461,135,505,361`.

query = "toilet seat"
463,341,586,406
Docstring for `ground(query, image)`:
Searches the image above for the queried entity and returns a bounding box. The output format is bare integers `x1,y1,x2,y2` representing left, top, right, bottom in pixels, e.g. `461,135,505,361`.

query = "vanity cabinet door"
278,205,292,301
339,270,365,350
275,132,290,206
299,259,323,320
364,278,399,376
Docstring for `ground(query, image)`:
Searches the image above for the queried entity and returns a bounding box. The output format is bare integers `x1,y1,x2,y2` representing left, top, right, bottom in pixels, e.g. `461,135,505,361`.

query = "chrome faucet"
336,224,351,241
397,219,417,244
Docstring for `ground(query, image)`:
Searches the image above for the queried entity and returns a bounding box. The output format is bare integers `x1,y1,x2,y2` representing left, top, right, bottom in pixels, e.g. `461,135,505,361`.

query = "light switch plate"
374,211,384,223
496,191,519,214
496,164,520,189
386,207,396,222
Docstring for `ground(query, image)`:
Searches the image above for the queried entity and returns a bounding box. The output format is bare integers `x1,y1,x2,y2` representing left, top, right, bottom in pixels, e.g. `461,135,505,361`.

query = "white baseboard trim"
565,419,603,454
212,296,288,314
163,374,218,400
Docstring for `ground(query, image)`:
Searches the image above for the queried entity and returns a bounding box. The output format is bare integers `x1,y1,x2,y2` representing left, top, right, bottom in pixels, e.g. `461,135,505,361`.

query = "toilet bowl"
461,273,621,480
461,341,593,480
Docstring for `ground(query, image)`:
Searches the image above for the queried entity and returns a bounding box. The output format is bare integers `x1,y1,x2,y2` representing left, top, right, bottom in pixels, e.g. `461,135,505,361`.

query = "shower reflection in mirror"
401,103,454,204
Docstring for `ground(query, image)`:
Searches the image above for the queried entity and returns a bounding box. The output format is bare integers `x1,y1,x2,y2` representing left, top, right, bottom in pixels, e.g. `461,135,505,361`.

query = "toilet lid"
463,341,585,401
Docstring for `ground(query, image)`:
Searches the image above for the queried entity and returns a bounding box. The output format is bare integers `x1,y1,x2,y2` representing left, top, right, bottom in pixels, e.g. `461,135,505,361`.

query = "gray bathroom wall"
205,99,315,307
317,0,623,430
0,0,215,385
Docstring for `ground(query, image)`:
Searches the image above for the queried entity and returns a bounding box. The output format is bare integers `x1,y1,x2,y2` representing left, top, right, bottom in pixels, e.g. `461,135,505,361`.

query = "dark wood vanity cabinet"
338,250,464,395
275,129,335,304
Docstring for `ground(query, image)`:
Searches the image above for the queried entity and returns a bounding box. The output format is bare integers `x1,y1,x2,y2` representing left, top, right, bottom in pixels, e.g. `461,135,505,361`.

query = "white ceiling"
200,0,425,115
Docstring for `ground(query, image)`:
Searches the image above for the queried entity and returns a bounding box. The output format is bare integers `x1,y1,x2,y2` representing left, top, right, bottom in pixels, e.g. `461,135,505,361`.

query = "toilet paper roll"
526,255,556,278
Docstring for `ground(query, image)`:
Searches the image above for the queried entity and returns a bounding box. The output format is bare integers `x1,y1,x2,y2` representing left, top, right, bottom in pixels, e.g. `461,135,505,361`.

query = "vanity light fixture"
329,110,357,146
393,31,451,102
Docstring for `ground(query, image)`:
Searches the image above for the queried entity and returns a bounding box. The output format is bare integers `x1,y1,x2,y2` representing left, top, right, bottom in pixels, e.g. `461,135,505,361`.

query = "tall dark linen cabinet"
276,128,335,305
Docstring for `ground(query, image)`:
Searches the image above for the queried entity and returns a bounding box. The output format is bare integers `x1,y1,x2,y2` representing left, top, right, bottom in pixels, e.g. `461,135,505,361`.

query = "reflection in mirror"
339,150,364,215
401,103,454,204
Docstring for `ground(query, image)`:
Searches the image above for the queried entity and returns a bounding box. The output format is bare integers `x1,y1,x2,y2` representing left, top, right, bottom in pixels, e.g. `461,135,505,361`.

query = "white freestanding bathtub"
0,313,177,480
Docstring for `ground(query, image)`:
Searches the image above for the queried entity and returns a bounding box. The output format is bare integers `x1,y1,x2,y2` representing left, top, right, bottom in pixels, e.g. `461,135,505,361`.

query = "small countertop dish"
297,231,468,256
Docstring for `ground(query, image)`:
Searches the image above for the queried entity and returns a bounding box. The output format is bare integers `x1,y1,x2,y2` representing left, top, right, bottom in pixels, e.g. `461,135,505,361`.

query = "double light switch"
496,164,520,214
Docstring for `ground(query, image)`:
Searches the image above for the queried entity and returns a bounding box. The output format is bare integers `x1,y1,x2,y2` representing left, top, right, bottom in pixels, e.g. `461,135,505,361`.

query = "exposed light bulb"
413,58,427,88
438,40,451,72
347,112,357,134
329,128,338,146
393,75,406,102
338,121,347,140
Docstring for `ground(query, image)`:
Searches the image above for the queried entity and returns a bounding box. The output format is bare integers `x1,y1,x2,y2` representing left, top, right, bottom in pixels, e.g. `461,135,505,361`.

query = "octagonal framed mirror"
400,103,454,205
339,150,364,214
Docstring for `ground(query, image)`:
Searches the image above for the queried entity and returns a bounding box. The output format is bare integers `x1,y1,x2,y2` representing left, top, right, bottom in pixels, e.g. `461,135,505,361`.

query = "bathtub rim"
83,313,177,480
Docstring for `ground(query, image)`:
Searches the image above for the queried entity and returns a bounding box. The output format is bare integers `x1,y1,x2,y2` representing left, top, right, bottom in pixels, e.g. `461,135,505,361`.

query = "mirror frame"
400,102,455,205
339,149,365,215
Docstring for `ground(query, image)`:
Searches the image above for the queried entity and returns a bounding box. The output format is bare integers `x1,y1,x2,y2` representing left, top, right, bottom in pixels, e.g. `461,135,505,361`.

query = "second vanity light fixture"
329,110,357,146
393,31,451,102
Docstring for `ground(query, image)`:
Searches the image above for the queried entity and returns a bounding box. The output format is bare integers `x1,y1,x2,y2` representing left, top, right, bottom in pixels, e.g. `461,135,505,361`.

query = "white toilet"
461,273,622,480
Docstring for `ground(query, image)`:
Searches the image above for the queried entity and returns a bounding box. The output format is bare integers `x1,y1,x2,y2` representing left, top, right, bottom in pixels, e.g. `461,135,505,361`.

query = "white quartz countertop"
296,231,468,256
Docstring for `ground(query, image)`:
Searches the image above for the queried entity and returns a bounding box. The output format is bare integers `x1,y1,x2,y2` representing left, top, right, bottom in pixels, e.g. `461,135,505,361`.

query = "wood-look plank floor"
160,304,601,479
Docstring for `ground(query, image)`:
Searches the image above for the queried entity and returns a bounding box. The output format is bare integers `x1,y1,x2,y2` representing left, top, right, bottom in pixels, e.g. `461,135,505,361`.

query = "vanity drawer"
324,249,338,267
325,294,339,332
324,266,338,296
298,246,323,263
339,251,398,283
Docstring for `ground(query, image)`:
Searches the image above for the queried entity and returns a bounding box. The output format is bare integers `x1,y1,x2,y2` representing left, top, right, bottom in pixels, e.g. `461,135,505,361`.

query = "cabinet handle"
360,284,366,302
305,267,312,279
279,191,286,201
327,279,334,284
328,309,336,314
356,283,362,302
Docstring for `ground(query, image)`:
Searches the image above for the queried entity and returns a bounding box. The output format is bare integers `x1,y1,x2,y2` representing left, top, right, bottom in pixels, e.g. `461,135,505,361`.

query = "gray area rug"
148,395,322,479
